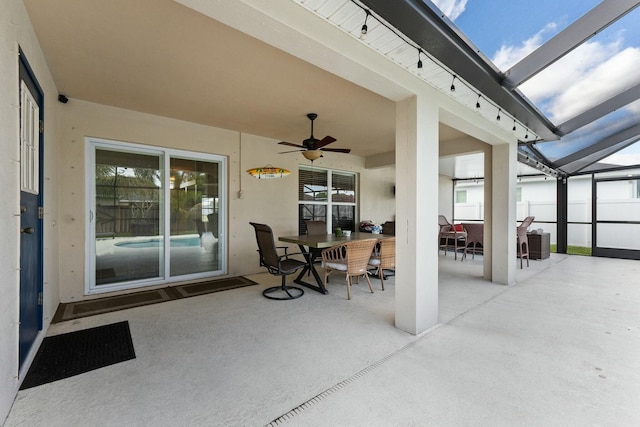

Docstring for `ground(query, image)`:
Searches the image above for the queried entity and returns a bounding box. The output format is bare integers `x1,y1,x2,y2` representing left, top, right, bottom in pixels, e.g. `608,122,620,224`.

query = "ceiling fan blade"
278,149,304,154
278,141,306,148
320,147,351,153
314,136,336,149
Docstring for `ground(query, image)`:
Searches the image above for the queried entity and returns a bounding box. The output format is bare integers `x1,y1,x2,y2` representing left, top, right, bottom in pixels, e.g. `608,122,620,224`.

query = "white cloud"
546,46,640,123
520,38,640,123
626,97,640,114
492,23,557,71
431,0,468,21
602,151,640,166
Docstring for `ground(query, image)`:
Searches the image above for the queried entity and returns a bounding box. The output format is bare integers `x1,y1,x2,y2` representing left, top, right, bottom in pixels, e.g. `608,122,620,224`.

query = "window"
20,81,39,195
517,187,522,202
298,166,357,233
455,190,467,203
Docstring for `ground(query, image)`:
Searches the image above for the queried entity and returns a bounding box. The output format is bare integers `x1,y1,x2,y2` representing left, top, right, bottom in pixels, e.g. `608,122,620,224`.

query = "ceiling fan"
278,113,351,161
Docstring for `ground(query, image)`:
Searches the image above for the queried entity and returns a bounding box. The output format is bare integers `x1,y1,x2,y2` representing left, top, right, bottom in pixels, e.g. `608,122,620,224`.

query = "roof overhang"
359,0,560,141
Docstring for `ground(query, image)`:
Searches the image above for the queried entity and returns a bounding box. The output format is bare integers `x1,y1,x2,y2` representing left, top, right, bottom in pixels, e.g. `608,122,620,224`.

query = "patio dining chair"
304,220,327,268
516,216,535,269
462,223,483,260
321,238,378,300
368,237,395,290
250,222,306,300
438,215,466,259
304,220,327,235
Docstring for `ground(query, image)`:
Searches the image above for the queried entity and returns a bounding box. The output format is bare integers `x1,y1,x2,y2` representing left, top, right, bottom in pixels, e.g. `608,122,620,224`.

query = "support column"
556,177,568,253
395,95,439,334
483,148,493,281
491,143,517,285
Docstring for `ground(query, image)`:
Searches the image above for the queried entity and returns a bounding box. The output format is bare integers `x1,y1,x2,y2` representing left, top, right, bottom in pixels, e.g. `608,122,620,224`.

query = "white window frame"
298,166,358,232
20,81,39,195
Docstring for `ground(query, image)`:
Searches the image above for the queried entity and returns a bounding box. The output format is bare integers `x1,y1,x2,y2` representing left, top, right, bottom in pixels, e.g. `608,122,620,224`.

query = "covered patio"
3,0,640,423
5,254,639,426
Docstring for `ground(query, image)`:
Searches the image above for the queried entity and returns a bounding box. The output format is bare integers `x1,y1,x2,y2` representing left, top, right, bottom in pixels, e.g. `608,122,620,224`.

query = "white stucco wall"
57,99,395,302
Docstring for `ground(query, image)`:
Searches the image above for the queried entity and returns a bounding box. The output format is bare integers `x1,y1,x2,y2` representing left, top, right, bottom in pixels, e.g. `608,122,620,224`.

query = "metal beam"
557,81,640,134
359,0,560,141
504,0,640,88
517,151,561,178
552,123,640,168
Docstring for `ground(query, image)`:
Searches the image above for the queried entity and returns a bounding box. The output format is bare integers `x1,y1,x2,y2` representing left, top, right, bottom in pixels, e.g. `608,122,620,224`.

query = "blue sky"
450,0,600,56
432,0,640,164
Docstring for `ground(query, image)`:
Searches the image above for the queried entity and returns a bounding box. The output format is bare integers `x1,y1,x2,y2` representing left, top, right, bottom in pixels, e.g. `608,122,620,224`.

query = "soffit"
23,0,397,158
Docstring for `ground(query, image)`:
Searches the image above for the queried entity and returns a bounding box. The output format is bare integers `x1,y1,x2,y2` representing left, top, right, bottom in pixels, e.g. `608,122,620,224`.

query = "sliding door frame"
85,137,227,294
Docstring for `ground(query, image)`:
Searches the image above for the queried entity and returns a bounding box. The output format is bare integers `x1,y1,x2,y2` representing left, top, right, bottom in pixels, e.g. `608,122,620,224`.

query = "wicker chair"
321,239,378,300
249,222,306,300
462,223,483,260
438,215,466,260
516,216,535,269
368,237,395,290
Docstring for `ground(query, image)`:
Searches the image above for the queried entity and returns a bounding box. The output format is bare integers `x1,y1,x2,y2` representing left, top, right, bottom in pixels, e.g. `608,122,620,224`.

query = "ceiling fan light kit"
302,150,323,161
278,113,350,161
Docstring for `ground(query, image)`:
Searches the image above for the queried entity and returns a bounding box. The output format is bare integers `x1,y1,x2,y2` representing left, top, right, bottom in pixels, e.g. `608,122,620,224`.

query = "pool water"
115,236,201,249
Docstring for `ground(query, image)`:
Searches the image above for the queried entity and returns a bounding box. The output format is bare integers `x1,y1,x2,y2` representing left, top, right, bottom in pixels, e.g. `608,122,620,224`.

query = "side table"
527,232,550,260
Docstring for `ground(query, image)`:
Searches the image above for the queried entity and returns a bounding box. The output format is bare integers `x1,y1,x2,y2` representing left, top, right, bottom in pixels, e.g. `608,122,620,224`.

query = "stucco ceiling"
22,0,458,155
23,0,471,170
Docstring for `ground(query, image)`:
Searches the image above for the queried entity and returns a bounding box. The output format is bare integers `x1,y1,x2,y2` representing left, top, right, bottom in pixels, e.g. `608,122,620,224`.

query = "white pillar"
395,95,439,334
483,148,493,281
491,143,517,285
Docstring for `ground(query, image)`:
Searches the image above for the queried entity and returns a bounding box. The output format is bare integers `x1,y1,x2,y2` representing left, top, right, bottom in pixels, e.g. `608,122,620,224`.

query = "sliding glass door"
169,157,222,277
87,138,226,294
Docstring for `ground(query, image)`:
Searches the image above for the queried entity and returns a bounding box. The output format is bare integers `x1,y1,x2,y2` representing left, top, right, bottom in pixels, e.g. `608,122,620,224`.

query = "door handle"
21,227,35,234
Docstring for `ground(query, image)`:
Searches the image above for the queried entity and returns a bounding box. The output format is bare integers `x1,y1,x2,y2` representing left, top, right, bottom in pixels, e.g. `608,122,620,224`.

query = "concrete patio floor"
4,253,640,426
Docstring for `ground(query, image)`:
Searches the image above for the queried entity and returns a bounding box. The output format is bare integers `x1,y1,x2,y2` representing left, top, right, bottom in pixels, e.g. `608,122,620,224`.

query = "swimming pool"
114,236,202,249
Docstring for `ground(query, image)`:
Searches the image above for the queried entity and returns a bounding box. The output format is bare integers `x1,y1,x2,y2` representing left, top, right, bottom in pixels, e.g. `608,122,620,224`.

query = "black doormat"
52,276,258,323
20,321,135,390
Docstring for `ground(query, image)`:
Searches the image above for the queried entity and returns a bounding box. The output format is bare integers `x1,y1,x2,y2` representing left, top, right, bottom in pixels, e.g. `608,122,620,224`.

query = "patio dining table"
278,232,392,294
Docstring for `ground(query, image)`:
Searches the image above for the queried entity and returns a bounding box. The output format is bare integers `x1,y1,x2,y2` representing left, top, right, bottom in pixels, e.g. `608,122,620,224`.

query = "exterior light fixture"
450,75,456,92
360,10,370,39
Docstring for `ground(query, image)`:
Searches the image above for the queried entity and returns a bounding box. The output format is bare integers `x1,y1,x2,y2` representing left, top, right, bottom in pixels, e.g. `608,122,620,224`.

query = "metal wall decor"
246,165,291,179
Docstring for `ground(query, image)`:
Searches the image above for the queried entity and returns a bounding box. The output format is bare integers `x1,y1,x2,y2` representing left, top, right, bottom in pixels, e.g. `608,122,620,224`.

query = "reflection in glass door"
94,148,163,286
88,139,226,294
170,157,221,276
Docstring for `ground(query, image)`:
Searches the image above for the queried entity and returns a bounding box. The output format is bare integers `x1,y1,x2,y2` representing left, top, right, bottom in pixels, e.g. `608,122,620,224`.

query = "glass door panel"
169,157,221,276
95,148,163,285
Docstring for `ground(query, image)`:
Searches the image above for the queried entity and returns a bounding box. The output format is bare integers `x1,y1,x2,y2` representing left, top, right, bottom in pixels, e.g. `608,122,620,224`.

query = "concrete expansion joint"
265,339,419,426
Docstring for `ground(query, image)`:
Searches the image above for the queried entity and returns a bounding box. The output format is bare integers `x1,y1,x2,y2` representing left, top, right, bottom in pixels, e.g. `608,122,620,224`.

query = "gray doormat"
52,277,257,323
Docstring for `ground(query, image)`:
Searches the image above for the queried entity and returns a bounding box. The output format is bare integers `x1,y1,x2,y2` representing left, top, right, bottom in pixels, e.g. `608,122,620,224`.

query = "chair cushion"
322,261,348,271
368,258,381,266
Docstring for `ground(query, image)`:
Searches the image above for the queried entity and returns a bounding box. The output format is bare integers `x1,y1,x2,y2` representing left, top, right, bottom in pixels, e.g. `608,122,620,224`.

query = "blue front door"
19,53,44,368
